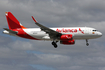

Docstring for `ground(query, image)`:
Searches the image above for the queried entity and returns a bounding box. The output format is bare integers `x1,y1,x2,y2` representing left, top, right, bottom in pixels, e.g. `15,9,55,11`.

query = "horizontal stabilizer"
3,28,18,34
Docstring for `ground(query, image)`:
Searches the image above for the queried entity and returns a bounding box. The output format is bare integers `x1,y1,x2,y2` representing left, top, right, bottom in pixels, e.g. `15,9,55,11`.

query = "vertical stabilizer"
5,12,26,29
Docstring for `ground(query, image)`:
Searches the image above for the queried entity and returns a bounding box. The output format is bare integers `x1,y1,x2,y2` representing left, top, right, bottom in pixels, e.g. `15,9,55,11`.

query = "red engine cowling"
60,34,73,40
60,39,75,45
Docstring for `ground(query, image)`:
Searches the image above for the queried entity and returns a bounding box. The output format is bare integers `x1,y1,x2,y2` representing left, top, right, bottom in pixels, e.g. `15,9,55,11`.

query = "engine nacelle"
60,34,73,40
60,39,75,45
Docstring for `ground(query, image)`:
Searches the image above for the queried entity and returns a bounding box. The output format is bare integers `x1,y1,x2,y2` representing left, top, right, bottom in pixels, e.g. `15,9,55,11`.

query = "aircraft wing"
32,16,62,40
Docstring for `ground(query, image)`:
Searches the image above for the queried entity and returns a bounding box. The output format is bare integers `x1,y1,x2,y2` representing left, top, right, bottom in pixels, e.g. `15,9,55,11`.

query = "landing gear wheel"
52,42,55,45
52,41,58,48
54,44,57,48
86,43,89,46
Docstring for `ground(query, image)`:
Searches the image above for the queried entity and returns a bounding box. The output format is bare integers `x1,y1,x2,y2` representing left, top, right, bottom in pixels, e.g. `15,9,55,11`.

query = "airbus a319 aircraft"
3,12,102,48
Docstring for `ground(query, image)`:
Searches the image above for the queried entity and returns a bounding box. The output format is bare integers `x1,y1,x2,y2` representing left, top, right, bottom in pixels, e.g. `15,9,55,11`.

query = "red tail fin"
5,12,26,29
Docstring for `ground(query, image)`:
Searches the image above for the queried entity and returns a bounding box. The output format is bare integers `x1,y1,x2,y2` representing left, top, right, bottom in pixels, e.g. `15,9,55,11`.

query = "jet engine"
60,39,75,45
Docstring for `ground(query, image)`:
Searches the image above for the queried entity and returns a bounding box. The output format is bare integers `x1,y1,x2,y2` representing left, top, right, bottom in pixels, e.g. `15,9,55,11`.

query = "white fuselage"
3,27,102,40
21,27,102,40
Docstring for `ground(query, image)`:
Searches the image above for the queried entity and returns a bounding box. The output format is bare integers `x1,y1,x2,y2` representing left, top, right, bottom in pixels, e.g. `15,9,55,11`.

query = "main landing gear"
52,41,58,48
86,39,89,46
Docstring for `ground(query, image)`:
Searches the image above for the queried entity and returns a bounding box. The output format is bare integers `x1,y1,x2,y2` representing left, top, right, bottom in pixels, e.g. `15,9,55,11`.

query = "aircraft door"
84,28,89,34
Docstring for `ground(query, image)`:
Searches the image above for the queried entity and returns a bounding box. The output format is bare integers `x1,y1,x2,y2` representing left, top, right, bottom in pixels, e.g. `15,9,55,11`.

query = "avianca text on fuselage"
56,28,84,34
3,12,102,48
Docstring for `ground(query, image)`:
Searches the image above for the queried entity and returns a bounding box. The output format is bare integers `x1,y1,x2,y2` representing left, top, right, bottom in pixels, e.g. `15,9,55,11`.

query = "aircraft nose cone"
98,32,102,37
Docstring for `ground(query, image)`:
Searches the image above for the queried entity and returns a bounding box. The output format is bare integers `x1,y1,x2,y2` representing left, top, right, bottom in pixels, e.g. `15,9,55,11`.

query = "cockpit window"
93,30,98,31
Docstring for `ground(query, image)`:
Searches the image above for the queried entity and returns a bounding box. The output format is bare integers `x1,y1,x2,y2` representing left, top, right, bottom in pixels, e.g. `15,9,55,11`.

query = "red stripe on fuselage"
12,29,39,40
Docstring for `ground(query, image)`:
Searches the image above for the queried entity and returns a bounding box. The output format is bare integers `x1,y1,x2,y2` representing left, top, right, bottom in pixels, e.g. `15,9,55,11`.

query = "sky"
0,0,105,70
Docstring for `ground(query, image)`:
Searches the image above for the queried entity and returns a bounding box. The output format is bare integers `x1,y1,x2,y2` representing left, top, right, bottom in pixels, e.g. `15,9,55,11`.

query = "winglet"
32,16,37,23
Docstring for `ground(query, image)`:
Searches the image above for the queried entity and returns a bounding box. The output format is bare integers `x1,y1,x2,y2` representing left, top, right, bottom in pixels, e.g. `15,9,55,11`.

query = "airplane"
3,12,102,48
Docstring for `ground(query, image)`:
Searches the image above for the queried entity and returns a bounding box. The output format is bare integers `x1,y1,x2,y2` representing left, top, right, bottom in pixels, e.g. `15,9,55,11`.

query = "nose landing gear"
86,39,89,46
